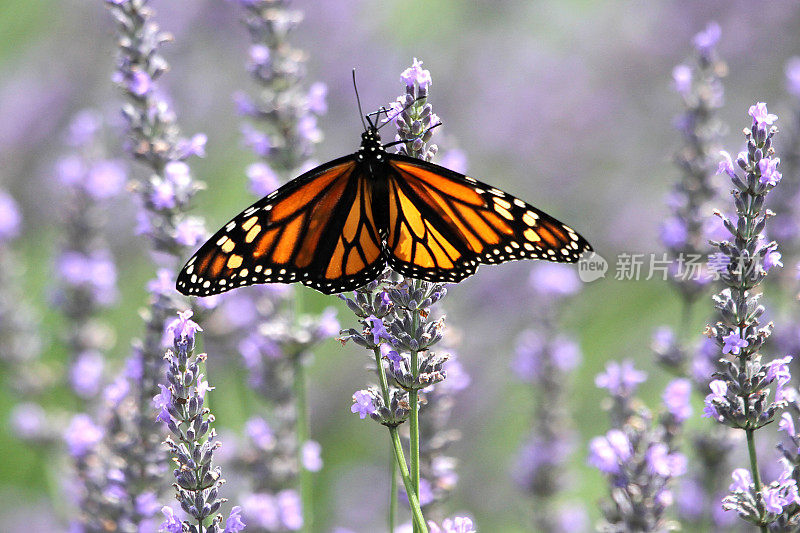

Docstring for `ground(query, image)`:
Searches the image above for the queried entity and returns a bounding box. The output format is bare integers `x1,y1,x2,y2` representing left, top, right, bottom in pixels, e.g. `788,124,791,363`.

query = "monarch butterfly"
176,110,592,297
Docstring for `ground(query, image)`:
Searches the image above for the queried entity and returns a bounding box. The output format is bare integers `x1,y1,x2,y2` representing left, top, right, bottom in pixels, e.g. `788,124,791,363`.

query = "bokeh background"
2,0,800,531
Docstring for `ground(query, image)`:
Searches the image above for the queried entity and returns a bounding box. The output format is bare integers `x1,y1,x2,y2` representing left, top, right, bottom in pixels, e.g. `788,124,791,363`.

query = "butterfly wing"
383,154,592,283
177,156,386,296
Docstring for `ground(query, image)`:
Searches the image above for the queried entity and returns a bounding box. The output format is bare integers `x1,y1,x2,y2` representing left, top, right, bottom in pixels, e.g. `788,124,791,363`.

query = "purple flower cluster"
661,21,725,305
339,70,475,533
702,103,792,530
223,2,337,530
511,263,586,532
53,110,128,401
158,310,244,533
233,0,326,170
656,22,727,377
589,361,688,531
67,2,214,531
384,58,440,161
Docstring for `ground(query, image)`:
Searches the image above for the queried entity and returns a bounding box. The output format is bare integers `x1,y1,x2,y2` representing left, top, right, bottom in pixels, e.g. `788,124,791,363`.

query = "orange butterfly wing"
176,158,386,296
383,155,592,283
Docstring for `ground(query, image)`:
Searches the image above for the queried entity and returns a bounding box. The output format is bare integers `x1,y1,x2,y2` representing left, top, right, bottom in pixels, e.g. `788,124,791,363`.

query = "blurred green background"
2,0,800,531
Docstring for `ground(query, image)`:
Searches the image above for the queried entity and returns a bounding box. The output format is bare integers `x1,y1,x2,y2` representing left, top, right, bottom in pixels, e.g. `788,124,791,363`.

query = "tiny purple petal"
0,191,21,241
247,162,280,197
748,102,778,127
716,151,736,178
721,331,747,355
672,64,692,96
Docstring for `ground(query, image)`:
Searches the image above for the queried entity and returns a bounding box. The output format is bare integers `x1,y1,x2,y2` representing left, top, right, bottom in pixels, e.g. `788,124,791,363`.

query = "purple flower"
245,417,276,450
164,161,192,189
248,44,270,66
86,160,126,199
136,491,161,517
242,124,272,157
57,156,86,186
297,114,321,144
729,468,752,492
247,162,280,197
166,309,202,341
233,91,257,116
702,379,727,420
128,69,152,96
147,268,175,297
150,179,176,209
70,350,105,398
440,356,471,393
721,330,747,355
401,57,432,89
717,150,736,178
10,402,47,440
748,102,778,127
307,82,328,115
177,133,207,158
672,64,692,96
528,262,581,296
158,506,183,533
67,109,102,146
277,489,303,530
242,493,279,530
551,336,581,372
224,506,246,533
660,217,688,248
381,343,404,373
763,244,783,272
692,21,721,55
766,355,792,401
595,360,646,396
0,191,21,241
301,440,323,472
763,486,786,514
646,443,687,477
153,384,172,424
510,330,543,381
779,412,796,436
786,57,800,97
428,516,476,533
64,414,104,458
196,373,215,399
758,157,782,186
677,478,707,520
314,307,341,338
588,429,631,474
351,389,376,419
365,315,393,344
103,376,129,407
175,217,206,247
662,378,692,422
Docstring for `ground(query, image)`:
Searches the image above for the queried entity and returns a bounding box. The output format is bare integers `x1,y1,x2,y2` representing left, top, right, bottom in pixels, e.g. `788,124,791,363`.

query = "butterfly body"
177,126,592,296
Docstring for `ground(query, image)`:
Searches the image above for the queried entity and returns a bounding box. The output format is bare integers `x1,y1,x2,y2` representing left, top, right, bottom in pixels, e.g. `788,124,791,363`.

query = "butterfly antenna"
353,69,368,131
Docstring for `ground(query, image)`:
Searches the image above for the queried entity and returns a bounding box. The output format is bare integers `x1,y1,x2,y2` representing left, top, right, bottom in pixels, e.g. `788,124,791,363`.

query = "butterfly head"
357,127,386,164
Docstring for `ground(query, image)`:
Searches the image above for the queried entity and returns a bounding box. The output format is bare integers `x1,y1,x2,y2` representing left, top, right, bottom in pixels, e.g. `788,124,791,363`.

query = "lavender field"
4,1,800,532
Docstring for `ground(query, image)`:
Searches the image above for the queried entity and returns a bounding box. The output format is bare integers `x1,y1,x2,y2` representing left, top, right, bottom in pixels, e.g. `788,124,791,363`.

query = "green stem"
373,346,426,532
390,451,398,532
389,426,428,533
294,355,312,533
746,428,768,533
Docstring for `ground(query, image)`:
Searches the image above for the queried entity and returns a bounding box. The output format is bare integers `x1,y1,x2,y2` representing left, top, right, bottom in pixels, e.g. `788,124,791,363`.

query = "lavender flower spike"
160,310,243,533
590,362,687,531
705,103,788,531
